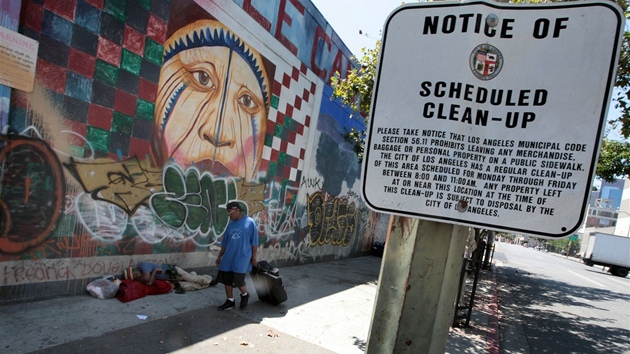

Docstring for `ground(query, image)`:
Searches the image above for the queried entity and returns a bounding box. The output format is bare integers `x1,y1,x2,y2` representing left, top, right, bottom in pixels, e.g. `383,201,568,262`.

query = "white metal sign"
361,0,624,238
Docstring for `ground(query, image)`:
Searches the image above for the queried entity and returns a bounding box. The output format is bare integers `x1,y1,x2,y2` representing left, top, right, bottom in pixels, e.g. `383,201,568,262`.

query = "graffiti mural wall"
0,0,390,303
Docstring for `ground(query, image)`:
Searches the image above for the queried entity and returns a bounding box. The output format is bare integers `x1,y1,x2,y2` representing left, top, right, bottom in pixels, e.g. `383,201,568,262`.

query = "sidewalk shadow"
240,257,381,323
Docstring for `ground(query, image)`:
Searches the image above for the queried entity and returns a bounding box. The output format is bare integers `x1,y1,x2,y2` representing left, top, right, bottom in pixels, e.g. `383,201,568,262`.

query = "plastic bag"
86,278,120,299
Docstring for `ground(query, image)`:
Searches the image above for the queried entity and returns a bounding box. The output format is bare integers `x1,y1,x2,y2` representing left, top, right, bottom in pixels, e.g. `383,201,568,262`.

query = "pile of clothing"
86,262,214,303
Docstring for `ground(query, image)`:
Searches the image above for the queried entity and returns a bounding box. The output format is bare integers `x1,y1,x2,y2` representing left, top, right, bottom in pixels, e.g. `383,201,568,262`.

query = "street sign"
361,0,624,238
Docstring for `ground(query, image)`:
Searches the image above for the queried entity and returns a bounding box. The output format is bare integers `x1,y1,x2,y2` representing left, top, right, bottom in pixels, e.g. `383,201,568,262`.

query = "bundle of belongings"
86,262,214,303
86,276,120,300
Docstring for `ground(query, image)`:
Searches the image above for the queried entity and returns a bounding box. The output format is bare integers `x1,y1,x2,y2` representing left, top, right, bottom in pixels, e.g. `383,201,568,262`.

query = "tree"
595,139,630,182
604,0,630,139
598,0,630,179
331,1,630,179
330,41,380,162
547,237,581,256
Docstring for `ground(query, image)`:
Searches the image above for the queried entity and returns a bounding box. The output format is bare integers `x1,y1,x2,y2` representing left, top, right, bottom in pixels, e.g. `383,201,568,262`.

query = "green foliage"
596,139,630,181
330,42,380,118
547,237,581,255
592,0,630,180
609,0,630,138
330,42,380,162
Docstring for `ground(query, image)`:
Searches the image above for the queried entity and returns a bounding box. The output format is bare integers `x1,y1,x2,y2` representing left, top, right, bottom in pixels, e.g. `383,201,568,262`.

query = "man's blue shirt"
219,216,259,273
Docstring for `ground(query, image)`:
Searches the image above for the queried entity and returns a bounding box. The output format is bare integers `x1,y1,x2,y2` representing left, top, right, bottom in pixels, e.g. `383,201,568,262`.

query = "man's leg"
218,274,236,310
229,273,249,309
225,285,234,298
238,285,249,309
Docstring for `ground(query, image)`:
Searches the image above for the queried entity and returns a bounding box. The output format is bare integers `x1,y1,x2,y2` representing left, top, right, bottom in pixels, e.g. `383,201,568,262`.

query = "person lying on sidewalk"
124,261,173,286
123,262,214,292
117,265,174,303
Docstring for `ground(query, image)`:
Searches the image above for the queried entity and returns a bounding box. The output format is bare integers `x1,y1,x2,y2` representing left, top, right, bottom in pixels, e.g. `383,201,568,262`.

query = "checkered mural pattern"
261,63,316,186
11,0,170,161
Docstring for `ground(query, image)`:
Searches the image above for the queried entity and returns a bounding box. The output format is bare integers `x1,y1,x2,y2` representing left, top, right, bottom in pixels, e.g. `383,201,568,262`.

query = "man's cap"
226,201,243,211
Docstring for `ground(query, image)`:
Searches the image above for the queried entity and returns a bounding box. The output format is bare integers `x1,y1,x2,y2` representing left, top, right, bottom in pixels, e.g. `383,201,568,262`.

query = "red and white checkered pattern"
262,63,317,183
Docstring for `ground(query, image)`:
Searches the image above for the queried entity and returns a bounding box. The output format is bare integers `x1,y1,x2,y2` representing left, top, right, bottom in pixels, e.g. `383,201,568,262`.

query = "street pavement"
1,256,501,353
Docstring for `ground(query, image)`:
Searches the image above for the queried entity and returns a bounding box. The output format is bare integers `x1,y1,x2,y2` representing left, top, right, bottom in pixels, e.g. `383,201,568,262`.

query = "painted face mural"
151,20,270,181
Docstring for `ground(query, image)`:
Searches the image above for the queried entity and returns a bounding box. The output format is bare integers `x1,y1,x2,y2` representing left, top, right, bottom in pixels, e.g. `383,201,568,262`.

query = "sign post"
361,0,624,238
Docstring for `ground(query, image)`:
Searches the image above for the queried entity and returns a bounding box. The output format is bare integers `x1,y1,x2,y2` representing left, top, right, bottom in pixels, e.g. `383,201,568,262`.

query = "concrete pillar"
366,216,468,353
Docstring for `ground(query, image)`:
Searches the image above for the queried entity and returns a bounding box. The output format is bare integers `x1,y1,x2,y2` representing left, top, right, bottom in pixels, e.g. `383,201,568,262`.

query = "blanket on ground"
115,279,173,303
175,266,213,291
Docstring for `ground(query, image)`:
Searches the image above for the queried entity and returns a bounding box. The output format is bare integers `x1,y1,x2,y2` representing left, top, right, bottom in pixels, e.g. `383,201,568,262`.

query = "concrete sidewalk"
1,256,499,353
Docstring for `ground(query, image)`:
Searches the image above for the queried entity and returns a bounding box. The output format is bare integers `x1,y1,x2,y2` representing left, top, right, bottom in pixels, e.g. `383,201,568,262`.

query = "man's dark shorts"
216,270,246,287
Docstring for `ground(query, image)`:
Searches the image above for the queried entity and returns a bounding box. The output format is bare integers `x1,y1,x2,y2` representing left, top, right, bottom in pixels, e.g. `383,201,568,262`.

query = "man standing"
215,201,259,310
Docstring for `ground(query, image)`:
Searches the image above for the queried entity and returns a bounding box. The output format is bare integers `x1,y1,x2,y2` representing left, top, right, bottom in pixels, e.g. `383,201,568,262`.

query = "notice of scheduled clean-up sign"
361,0,624,238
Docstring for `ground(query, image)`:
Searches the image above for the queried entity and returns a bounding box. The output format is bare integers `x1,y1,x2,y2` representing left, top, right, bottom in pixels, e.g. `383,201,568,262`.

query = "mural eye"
192,70,213,88
238,94,258,110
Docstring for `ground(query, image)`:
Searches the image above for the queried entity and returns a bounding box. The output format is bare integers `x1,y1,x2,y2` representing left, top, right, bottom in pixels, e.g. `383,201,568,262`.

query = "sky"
310,0,406,56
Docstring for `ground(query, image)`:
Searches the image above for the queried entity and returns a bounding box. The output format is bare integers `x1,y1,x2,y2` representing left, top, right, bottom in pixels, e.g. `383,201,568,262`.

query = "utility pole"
366,216,467,353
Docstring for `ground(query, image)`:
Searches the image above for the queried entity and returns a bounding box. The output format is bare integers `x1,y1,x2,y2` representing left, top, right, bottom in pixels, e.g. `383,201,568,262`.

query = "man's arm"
250,218,259,267
137,268,161,285
251,245,258,267
215,246,226,266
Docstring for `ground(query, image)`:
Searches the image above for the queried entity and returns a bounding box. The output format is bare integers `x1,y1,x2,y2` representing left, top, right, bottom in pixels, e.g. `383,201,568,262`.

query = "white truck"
582,232,630,277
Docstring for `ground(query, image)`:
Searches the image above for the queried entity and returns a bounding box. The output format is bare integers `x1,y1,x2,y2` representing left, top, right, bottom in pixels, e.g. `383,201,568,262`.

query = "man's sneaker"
240,293,250,309
218,299,235,311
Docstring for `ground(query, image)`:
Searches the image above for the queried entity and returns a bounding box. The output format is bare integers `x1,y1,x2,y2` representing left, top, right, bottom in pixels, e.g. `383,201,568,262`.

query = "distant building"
580,178,630,256
585,179,625,228
598,179,625,207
